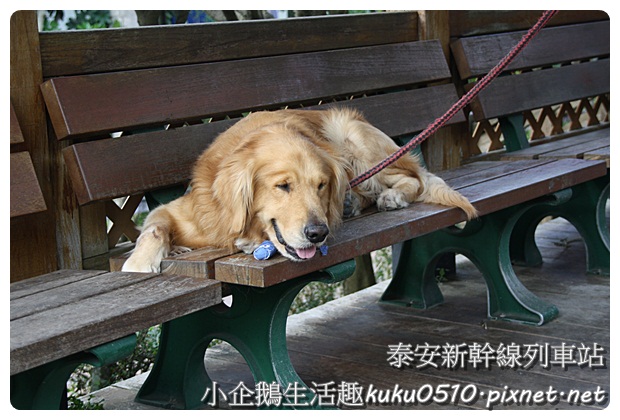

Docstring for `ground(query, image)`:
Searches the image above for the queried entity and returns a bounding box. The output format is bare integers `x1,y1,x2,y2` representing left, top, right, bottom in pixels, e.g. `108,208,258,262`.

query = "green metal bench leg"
136,260,356,410
382,193,573,325
10,334,137,409
510,175,609,274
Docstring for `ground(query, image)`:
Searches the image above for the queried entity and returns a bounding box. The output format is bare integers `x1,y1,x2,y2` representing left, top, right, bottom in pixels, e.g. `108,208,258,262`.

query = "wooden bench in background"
11,10,609,410
451,16,610,274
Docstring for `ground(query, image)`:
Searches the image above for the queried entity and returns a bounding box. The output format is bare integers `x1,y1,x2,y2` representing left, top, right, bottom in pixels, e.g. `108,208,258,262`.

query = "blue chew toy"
252,240,329,260
253,240,278,260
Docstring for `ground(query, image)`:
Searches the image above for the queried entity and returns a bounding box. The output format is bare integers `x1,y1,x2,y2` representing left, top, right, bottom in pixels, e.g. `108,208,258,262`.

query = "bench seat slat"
213,159,607,287
10,271,221,375
62,85,465,205
10,269,107,300
584,146,610,167
503,127,610,161
42,41,450,140
11,271,162,320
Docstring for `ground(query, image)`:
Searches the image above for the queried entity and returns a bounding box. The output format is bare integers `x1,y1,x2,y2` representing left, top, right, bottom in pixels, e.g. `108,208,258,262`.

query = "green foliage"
289,282,343,315
66,10,120,29
67,326,160,406
371,247,393,282
41,10,120,31
68,394,105,410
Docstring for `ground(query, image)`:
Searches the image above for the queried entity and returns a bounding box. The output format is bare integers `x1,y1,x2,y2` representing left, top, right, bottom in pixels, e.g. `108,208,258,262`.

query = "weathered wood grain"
502,127,610,161
62,84,463,205
10,271,221,375
10,152,47,218
449,10,608,37
10,103,24,145
42,41,450,140
466,59,609,121
451,20,609,79
39,12,419,77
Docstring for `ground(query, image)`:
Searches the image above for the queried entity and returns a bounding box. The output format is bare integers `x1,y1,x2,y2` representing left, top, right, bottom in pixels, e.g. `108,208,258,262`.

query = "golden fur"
122,108,477,271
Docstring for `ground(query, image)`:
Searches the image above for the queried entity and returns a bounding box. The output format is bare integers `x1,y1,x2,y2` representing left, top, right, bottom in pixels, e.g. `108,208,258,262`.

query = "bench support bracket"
10,334,137,409
381,193,579,325
136,260,356,410
510,175,609,275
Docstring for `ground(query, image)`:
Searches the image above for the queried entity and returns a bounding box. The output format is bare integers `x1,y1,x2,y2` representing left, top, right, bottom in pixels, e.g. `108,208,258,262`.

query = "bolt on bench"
13,11,608,410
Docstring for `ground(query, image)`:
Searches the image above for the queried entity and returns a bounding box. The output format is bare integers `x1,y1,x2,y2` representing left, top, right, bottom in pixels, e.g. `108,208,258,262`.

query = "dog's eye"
318,182,326,191
276,183,290,193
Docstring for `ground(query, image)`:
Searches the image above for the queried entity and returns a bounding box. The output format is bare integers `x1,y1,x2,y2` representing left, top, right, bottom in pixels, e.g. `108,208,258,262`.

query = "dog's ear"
325,153,351,230
211,151,255,234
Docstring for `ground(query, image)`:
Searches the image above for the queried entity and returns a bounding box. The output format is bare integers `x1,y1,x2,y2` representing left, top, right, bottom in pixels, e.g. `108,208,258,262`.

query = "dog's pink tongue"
296,247,317,259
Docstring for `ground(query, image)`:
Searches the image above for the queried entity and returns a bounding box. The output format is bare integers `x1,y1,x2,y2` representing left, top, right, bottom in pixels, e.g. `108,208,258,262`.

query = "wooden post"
418,10,470,171
10,11,58,281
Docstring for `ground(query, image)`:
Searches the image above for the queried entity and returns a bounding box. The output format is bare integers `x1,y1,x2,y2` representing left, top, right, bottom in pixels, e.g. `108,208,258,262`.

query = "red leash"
348,10,559,189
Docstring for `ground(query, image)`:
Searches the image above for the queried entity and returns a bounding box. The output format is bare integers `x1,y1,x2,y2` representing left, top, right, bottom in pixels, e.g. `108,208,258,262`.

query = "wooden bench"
451,15,610,274
9,92,219,410
15,11,608,410
10,270,220,409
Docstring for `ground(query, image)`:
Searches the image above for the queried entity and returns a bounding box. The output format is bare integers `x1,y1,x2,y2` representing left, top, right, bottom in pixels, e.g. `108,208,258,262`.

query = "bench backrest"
450,13,609,154
40,12,465,257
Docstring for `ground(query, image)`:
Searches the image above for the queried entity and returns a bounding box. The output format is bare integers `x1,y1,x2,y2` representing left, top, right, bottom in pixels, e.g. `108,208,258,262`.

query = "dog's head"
212,124,349,261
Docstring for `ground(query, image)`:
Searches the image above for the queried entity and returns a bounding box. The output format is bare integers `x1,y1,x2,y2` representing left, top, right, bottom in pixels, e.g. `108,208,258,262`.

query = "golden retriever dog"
122,108,477,272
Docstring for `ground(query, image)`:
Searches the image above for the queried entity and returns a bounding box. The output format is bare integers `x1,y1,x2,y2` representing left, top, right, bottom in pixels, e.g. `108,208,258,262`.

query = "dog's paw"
235,238,262,254
121,225,169,273
121,255,161,273
376,189,410,211
344,192,362,218
169,246,193,256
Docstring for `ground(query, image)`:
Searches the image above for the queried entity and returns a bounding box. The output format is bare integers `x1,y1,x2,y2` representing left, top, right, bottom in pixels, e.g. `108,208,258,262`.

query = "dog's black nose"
304,223,329,243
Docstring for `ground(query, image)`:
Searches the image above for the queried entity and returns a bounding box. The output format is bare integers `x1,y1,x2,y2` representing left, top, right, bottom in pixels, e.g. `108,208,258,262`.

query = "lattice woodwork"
469,94,610,157
105,195,144,248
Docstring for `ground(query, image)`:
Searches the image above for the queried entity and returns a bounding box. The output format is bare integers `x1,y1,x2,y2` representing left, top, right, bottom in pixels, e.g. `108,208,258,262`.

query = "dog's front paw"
376,189,410,211
121,255,161,273
121,225,169,273
344,192,362,218
235,238,262,254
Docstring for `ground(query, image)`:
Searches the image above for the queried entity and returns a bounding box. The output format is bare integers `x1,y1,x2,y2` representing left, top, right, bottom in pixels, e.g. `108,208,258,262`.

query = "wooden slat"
10,271,221,375
39,12,419,77
449,10,608,37
10,103,24,145
41,41,450,140
451,20,610,79
10,152,47,218
503,127,610,161
214,159,607,287
11,271,160,320
584,146,610,167
9,269,106,300
62,85,464,205
467,59,609,120
532,138,609,161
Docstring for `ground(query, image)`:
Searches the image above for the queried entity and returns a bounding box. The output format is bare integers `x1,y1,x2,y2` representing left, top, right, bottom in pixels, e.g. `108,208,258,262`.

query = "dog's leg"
122,206,173,273
343,190,375,217
376,174,423,211
234,237,262,254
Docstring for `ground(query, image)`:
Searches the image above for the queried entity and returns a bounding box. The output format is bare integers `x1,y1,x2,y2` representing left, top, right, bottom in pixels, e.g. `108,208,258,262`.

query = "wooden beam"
10,11,58,281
